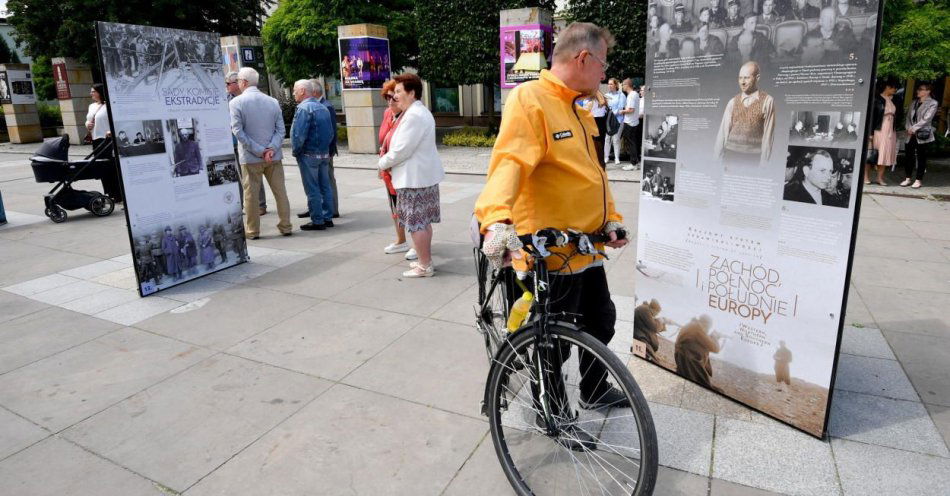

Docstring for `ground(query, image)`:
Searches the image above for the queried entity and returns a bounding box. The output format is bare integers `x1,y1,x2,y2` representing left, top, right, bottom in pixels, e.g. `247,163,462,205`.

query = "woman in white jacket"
378,73,445,278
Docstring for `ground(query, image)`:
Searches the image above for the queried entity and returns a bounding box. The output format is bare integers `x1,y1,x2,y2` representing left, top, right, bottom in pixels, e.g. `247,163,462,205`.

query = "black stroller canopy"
33,135,71,162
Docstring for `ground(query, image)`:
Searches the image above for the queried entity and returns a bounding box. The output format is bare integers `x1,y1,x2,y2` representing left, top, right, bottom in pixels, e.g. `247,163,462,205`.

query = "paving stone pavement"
1,150,949,495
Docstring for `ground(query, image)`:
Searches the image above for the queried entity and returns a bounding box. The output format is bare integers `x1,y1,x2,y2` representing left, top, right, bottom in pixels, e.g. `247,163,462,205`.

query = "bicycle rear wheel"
486,324,658,496
474,248,515,360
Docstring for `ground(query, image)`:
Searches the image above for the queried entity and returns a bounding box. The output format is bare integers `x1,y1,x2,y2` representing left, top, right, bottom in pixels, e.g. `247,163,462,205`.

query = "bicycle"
474,227,659,496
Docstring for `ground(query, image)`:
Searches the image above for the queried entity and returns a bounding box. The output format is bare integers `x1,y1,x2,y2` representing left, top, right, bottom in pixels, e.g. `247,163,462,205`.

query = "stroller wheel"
89,195,115,217
46,206,67,223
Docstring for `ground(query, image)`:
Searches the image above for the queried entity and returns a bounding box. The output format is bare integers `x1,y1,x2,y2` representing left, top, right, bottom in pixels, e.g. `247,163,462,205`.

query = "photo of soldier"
166,118,202,178
696,24,726,56
674,315,727,390
671,3,694,33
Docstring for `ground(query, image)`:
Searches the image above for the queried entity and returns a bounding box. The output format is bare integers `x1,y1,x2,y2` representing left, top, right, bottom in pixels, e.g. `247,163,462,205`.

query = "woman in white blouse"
377,73,445,278
85,84,122,201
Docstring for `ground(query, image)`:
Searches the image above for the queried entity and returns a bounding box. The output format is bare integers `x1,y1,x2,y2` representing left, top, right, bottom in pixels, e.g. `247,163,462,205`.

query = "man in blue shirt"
290,79,336,231
299,79,341,219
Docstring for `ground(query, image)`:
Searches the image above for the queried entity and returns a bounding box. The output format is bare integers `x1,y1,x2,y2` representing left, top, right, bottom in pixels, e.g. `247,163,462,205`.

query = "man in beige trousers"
229,67,292,239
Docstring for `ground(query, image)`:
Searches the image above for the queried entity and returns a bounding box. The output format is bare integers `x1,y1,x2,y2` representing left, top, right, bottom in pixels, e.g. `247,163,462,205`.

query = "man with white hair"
290,79,335,230
230,67,292,239
226,71,266,216
300,79,340,219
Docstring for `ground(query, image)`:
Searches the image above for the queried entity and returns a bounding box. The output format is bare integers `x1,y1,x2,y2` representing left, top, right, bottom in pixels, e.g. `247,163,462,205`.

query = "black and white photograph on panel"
0,72,10,104
206,155,239,187
782,146,855,208
643,114,679,160
788,111,862,146
166,118,203,178
114,120,166,157
641,160,676,202
98,22,223,98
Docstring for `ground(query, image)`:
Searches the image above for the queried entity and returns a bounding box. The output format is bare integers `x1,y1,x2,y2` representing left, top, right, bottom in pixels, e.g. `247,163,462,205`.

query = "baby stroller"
30,135,117,223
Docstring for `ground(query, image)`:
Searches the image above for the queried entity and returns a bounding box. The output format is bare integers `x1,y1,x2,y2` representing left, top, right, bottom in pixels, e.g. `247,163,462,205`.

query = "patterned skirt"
396,184,441,233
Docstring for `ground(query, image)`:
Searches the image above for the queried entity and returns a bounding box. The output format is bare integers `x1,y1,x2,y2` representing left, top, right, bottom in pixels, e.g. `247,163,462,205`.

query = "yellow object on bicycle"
506,291,534,332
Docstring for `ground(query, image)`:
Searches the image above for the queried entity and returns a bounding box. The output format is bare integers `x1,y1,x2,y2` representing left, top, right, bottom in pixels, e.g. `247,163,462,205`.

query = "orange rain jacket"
474,70,623,273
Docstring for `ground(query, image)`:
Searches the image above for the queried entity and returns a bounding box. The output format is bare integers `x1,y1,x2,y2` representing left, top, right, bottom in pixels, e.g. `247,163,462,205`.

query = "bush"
337,125,347,143
37,101,63,129
442,126,496,147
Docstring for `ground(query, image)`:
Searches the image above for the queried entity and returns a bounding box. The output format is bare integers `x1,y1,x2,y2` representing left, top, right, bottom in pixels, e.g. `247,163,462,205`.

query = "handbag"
865,148,878,165
605,108,621,136
915,128,933,142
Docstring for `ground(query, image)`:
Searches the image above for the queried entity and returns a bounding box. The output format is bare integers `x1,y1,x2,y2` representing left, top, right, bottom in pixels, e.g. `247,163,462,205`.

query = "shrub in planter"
442,127,496,147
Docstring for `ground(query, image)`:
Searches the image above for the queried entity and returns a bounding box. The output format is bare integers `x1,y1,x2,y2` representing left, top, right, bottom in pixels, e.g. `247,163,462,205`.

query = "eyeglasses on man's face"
577,50,609,72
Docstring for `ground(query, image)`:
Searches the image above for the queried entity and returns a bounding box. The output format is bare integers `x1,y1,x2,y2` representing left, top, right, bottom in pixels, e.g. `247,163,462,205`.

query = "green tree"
262,0,418,85
415,0,556,129
31,55,56,101
565,0,647,80
5,0,269,75
877,0,950,80
0,36,21,64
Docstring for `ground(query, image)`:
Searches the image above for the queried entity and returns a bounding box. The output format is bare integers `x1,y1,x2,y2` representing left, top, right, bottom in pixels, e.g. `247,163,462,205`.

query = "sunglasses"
384,94,394,101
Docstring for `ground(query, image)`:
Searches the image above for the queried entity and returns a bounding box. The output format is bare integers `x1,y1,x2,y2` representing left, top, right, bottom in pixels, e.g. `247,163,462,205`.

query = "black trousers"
527,266,617,412
621,123,640,164
593,116,607,169
904,136,930,181
92,139,123,202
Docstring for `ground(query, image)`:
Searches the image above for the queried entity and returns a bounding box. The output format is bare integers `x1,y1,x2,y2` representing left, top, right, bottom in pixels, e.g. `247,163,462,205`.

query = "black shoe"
249,235,260,240
282,231,293,237
297,211,310,218
534,414,597,452
579,387,630,410
332,213,340,218
324,220,334,228
300,222,326,231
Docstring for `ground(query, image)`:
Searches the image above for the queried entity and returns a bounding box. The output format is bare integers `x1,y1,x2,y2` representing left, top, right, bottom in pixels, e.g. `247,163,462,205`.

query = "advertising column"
499,7,554,110
632,4,884,437
96,22,248,296
0,63,42,143
52,57,96,144
337,24,390,154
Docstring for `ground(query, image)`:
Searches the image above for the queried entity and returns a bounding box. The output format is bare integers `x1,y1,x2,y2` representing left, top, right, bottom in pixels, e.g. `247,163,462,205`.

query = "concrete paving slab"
839,325,896,359
0,328,210,431
627,357,687,406
429,282,478,327
843,290,876,328
185,385,487,496
156,277,235,304
681,381,754,421
883,331,950,406
832,438,950,496
90,266,139,290
854,233,948,262
29,280,114,306
710,478,787,495
650,402,715,475
828,390,949,457
0,437,166,495
0,307,120,374
0,407,48,460
59,287,142,315
0,210,46,229
0,291,49,325
342,319,488,417
612,294,637,323
331,265,475,318
228,300,421,381
870,195,950,223
861,287,950,337
833,354,919,401
924,402,950,450
93,296,183,326
63,355,331,492
903,220,950,241
851,256,950,294
712,417,840,496
60,259,130,282
440,433,518,496
135,286,317,350
248,249,312,268
654,466,712,495
2,273,80,297
427,240,480,276
245,253,393,300
0,243,102,287
202,261,278,284
109,253,133,265
856,218,918,238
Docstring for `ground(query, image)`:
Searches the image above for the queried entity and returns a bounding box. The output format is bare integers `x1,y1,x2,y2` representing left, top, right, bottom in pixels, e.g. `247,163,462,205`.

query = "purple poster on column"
499,24,554,89
338,37,391,90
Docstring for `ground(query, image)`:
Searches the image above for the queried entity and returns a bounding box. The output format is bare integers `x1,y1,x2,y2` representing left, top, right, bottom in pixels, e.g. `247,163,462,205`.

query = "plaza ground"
0,143,948,495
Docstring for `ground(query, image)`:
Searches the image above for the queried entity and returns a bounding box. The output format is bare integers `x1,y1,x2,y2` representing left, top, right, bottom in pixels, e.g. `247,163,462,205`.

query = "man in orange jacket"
474,22,629,410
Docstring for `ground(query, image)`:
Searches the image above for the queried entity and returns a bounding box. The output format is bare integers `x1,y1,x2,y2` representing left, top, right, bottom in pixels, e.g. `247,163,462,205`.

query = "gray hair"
309,79,324,97
294,79,314,95
553,22,615,63
237,67,259,87
225,71,239,83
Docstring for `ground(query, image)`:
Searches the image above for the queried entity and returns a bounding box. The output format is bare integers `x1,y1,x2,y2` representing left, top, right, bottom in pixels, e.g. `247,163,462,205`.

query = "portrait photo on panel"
114,119,166,157
165,117,202,178
714,61,776,166
643,114,679,160
783,145,855,208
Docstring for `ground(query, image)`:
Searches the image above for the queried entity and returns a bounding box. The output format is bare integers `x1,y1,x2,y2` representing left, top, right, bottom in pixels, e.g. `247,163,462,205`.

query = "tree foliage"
0,36,21,64
262,0,418,85
415,0,556,88
5,0,269,75
565,0,647,80
877,0,950,81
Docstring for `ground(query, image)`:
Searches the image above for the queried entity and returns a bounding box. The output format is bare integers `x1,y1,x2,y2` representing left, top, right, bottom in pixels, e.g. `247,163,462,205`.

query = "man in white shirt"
620,78,641,171
713,61,776,166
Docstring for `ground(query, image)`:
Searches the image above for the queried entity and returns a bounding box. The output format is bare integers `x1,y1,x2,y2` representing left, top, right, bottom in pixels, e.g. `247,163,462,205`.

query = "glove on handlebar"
604,221,628,240
482,223,524,270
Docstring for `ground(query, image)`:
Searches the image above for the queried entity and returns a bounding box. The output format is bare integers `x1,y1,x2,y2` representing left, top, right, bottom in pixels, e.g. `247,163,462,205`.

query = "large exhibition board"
633,3,884,437
96,22,247,297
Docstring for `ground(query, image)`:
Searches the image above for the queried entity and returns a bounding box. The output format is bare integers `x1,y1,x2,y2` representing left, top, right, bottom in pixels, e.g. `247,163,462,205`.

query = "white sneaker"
405,248,418,260
621,163,638,171
402,264,434,278
384,242,410,254
409,261,434,271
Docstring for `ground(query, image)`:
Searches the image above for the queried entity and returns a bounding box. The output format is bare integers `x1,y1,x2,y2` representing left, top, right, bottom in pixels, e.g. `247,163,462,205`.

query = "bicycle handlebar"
516,228,627,258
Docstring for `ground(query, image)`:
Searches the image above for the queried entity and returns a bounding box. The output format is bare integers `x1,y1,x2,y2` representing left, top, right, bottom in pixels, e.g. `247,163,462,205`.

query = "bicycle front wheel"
486,324,658,496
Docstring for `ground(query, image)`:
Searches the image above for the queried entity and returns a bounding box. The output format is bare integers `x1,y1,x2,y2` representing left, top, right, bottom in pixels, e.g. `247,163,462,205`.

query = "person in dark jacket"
901,83,939,188
784,150,847,207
